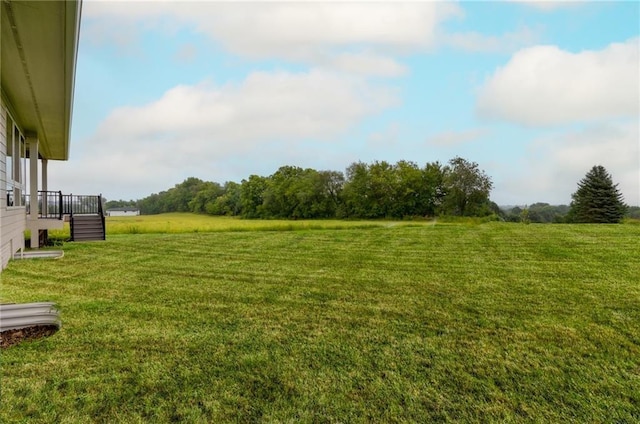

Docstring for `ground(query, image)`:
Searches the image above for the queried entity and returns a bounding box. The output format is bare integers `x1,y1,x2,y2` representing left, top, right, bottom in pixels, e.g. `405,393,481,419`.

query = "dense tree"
339,160,447,219
421,161,446,216
262,166,308,218
315,170,344,217
502,202,569,223
137,192,164,214
136,177,208,214
528,203,570,223
340,160,400,218
440,157,493,216
258,166,344,219
104,199,137,210
391,160,422,217
503,206,523,222
367,161,398,217
240,175,268,218
286,169,343,219
340,162,374,218
208,182,242,216
188,181,224,214
488,201,504,219
567,165,627,223
504,203,571,223
166,177,208,212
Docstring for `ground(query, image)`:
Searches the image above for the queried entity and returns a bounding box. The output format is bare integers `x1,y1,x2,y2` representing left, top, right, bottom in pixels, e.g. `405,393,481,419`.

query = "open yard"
1,216,639,422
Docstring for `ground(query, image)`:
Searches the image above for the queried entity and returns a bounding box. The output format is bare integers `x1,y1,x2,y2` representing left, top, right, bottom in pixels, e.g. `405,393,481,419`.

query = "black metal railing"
28,191,104,219
36,191,64,219
62,193,103,216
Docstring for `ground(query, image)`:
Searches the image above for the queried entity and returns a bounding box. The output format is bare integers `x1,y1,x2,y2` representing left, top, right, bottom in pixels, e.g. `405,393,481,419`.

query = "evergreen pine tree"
568,165,627,223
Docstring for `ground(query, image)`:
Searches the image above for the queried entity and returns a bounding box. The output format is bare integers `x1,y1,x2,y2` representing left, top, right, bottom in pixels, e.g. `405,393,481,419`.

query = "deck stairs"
35,191,106,243
71,215,105,241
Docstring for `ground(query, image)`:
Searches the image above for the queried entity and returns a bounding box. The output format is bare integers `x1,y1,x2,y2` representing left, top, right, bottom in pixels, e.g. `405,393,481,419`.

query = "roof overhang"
1,0,82,161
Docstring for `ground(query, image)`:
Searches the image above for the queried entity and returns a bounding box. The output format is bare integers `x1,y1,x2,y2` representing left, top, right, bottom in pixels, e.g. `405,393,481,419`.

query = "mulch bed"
0,325,59,349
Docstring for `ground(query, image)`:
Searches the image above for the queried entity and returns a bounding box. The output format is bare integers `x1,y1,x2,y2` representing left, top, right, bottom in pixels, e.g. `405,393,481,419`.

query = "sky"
50,0,640,206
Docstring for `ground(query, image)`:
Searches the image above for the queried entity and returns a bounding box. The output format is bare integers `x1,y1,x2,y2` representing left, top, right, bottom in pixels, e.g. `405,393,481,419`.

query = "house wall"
0,98,27,270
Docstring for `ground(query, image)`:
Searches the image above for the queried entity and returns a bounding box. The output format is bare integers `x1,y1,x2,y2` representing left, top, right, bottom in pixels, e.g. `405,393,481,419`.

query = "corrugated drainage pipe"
0,303,61,348
13,250,64,260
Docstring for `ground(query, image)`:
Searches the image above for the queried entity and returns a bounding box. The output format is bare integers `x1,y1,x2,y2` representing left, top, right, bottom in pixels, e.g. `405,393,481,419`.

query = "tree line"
106,157,499,219
106,162,635,223
502,203,571,223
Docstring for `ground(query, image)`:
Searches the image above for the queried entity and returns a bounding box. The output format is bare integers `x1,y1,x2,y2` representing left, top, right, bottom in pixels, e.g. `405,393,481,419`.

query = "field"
2,214,639,422
42,213,411,242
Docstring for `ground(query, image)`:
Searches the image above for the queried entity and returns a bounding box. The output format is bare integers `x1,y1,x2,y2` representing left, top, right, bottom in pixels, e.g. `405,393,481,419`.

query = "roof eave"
1,1,82,161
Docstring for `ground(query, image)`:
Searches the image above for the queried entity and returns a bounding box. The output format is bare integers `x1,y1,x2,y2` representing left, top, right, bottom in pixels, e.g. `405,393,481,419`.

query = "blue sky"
52,0,639,206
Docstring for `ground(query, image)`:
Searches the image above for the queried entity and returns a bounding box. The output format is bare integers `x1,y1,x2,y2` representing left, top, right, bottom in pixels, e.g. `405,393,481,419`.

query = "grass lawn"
1,216,639,422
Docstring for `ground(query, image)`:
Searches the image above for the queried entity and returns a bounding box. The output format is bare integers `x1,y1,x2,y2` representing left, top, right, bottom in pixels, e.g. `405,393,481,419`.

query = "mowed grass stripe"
1,221,639,422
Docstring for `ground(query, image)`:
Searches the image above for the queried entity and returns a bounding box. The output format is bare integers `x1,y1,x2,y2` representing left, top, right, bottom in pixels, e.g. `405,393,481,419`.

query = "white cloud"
52,70,398,199
507,0,583,11
442,26,540,53
498,120,639,205
82,1,548,75
328,52,408,77
82,1,460,76
96,70,396,142
198,3,456,54
84,2,458,48
477,38,640,126
426,128,491,146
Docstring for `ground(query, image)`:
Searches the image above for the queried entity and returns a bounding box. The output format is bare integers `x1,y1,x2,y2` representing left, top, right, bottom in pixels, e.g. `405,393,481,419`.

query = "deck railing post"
98,194,106,240
58,191,63,220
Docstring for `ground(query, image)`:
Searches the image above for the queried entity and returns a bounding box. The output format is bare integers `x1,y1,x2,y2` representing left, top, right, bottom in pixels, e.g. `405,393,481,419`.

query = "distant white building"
106,207,140,217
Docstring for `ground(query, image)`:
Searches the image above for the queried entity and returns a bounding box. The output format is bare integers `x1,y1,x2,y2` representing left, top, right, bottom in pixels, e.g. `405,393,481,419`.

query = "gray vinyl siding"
1,98,27,270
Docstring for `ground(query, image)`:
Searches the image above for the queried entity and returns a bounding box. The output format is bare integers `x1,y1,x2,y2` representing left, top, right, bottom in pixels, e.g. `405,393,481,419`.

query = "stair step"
73,234,104,241
73,232,104,238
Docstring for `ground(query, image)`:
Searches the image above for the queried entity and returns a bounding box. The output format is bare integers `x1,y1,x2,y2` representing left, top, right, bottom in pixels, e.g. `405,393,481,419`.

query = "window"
5,112,26,207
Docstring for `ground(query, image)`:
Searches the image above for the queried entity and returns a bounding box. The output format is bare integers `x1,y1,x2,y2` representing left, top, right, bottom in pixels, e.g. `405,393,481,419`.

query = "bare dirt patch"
0,325,59,349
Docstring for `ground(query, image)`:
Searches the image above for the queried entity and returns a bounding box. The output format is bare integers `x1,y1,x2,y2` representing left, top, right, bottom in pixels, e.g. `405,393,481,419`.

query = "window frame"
4,110,27,209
